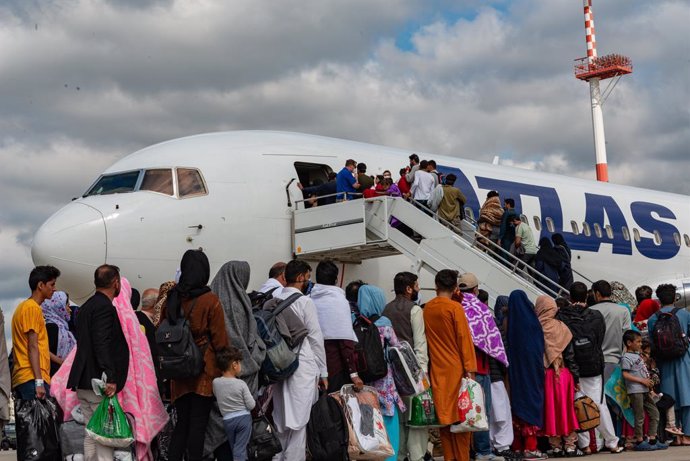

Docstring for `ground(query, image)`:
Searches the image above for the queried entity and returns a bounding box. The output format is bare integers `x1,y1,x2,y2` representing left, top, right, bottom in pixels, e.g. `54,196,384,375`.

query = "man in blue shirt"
336,159,360,201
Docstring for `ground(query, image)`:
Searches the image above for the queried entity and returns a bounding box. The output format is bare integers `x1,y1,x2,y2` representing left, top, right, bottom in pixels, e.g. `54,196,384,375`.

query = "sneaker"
496,450,522,460
651,440,668,450
476,454,505,461
666,426,684,436
523,451,547,460
634,440,657,451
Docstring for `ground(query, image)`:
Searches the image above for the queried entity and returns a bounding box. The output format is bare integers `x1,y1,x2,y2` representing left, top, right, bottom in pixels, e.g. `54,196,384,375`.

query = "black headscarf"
536,237,566,268
166,249,212,320
551,233,571,260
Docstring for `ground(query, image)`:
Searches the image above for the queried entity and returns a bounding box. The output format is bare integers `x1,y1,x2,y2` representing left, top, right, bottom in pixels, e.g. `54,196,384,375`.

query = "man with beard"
67,264,130,460
383,271,429,461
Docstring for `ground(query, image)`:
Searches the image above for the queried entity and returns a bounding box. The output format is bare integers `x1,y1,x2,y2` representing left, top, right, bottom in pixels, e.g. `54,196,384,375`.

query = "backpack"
248,286,279,308
557,307,604,378
573,395,600,432
428,185,444,212
307,394,350,461
254,293,306,385
155,298,205,380
353,315,387,383
651,307,690,360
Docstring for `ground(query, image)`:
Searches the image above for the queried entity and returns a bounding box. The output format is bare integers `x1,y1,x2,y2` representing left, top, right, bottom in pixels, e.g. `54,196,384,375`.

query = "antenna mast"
574,0,632,182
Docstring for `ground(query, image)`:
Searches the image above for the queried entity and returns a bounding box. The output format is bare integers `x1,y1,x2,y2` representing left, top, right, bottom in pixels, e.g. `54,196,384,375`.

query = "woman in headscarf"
204,261,266,457
478,191,504,246
534,238,572,293
506,290,545,460
41,291,76,375
358,284,405,461
162,250,230,461
534,295,583,457
51,278,169,460
551,233,571,260
489,295,515,458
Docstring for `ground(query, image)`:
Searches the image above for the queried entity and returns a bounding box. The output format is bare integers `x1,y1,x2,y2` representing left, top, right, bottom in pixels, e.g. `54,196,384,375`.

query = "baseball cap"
458,273,479,291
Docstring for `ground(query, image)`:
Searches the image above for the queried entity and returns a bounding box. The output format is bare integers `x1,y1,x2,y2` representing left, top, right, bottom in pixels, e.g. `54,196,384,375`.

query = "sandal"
565,448,587,457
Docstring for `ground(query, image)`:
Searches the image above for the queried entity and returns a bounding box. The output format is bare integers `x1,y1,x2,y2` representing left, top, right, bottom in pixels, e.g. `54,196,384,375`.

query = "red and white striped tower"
584,0,608,182
574,0,632,182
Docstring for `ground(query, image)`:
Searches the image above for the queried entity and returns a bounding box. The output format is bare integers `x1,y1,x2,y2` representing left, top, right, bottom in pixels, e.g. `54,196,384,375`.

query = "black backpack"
307,394,350,461
254,293,305,385
353,315,387,383
155,298,205,380
651,307,690,360
557,307,604,378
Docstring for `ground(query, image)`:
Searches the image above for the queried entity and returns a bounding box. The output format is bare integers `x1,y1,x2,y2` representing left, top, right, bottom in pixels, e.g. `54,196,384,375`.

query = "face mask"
302,280,313,295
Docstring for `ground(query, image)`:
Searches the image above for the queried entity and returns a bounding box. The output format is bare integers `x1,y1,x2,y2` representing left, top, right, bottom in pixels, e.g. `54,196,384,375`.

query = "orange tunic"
424,296,477,461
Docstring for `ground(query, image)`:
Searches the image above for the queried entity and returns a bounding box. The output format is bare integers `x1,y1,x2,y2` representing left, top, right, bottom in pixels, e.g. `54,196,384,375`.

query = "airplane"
31,130,690,307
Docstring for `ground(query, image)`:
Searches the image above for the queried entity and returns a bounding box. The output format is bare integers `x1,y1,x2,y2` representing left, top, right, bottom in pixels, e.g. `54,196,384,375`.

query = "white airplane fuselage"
31,131,690,305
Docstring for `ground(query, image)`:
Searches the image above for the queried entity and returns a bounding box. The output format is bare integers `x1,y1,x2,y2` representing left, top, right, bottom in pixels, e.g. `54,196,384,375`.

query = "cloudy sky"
1,0,688,334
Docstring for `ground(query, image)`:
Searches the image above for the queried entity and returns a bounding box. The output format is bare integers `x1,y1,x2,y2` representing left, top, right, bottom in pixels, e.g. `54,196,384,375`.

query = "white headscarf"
310,284,358,342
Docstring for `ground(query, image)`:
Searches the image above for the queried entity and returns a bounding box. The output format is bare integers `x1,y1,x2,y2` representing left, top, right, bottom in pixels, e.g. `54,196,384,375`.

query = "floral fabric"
369,324,406,417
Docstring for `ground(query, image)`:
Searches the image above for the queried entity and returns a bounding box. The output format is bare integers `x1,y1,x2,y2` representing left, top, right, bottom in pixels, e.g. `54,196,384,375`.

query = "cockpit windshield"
84,171,141,196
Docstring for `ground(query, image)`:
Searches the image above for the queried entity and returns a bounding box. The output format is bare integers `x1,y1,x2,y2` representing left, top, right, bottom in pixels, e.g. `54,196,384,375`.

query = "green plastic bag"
408,388,442,427
85,395,134,448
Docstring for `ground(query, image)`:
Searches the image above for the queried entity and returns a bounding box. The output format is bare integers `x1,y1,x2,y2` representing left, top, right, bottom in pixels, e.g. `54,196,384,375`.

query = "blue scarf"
357,285,392,327
506,290,545,427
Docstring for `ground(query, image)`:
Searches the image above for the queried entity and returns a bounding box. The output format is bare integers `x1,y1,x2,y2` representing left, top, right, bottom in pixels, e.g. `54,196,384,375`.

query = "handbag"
387,341,429,397
573,394,600,432
247,415,282,461
408,389,442,427
451,377,489,433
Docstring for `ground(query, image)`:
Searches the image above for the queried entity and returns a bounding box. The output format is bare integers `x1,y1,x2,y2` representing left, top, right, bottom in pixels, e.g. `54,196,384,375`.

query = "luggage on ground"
452,377,489,433
651,307,690,360
352,315,387,383
254,293,306,384
15,397,61,461
307,393,349,461
247,414,282,461
155,298,205,379
387,340,429,396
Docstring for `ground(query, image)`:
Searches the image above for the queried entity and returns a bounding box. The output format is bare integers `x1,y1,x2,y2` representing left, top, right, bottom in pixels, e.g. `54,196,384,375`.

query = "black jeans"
168,393,214,461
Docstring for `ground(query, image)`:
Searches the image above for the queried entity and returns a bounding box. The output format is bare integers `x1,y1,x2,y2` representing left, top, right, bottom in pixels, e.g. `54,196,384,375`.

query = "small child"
640,340,683,436
621,330,668,451
213,347,256,461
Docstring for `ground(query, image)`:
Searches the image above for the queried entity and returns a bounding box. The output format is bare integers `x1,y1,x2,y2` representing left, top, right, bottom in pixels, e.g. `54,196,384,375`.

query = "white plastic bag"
450,377,489,433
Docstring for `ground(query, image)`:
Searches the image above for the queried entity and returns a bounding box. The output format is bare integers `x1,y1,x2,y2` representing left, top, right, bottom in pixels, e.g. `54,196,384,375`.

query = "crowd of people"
4,250,690,461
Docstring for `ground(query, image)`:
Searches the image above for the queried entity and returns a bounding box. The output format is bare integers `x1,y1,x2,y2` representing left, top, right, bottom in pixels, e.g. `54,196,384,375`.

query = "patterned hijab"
153,281,176,326
457,292,508,366
610,281,636,308
41,291,76,359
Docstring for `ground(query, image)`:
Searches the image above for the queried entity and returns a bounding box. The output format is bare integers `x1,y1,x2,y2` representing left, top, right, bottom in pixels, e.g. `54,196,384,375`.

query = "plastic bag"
337,384,394,460
408,389,441,427
387,341,429,397
15,397,61,461
60,420,86,457
155,403,177,461
451,378,489,433
85,395,134,448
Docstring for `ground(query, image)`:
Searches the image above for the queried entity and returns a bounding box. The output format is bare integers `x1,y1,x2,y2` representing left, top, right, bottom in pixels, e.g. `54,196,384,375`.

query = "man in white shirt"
382,272,429,461
410,160,436,207
271,260,328,461
257,261,286,296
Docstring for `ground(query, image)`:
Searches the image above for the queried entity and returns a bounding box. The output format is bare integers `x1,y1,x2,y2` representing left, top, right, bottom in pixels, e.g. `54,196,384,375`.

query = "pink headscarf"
51,278,168,460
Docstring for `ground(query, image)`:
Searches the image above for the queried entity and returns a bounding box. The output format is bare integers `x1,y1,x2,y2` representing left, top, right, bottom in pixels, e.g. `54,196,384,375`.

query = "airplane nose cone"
32,202,107,300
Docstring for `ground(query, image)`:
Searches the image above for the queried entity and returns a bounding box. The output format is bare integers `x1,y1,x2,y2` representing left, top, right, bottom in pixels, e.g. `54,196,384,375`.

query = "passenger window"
84,170,140,196
533,216,541,231
674,232,681,247
685,234,690,248
633,228,641,242
653,230,662,245
177,168,207,197
593,223,602,238
570,220,580,235
622,226,630,241
545,217,555,233
140,169,173,196
605,225,614,239
582,222,591,237
520,214,528,224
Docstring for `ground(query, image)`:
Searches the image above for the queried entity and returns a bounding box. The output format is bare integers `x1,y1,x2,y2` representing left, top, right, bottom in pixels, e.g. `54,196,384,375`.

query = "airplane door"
292,161,335,207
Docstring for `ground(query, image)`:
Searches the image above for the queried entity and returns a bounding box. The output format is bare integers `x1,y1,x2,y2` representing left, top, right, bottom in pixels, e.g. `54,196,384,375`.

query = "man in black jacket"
67,264,129,460
559,282,621,454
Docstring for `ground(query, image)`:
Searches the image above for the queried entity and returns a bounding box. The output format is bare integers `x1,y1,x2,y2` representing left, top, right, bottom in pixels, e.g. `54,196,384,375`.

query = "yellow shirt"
11,299,51,388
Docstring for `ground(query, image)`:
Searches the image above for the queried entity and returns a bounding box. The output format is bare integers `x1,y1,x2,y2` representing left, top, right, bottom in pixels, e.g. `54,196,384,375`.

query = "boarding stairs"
292,195,570,302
